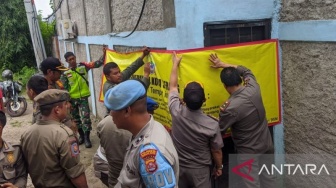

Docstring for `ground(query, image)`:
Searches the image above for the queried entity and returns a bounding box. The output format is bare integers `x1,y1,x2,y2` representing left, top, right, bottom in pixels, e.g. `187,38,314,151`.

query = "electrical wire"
111,0,146,38
44,0,64,20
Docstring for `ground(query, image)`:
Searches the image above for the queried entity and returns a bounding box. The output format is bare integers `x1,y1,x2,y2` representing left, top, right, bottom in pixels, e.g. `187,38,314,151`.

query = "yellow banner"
99,40,281,128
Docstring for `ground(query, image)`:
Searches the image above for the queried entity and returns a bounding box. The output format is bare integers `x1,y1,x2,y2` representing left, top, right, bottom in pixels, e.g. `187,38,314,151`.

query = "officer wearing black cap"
0,111,27,188
20,89,88,188
104,80,179,188
39,57,68,89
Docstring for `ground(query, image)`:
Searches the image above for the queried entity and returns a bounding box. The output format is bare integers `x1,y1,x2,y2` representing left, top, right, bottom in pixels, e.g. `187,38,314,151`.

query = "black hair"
64,52,75,61
220,67,242,87
183,82,205,110
40,102,64,116
0,110,6,127
27,75,49,95
103,62,119,76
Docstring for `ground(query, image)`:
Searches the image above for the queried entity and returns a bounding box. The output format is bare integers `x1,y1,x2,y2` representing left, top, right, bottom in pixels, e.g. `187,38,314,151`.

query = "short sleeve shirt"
20,120,85,187
115,116,179,188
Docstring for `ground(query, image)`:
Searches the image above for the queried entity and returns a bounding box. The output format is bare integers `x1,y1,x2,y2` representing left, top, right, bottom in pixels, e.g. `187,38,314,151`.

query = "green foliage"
13,66,38,86
0,0,36,72
38,12,56,57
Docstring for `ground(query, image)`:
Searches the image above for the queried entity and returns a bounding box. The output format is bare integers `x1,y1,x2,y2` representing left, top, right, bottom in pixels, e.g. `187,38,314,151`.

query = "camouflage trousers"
70,97,92,132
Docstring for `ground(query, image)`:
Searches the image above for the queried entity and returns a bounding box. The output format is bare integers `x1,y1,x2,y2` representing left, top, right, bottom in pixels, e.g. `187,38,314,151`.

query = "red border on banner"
99,39,281,127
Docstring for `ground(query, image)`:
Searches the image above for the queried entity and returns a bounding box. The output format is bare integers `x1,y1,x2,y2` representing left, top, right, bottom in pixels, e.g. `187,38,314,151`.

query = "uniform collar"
230,86,244,98
129,115,154,149
37,119,62,125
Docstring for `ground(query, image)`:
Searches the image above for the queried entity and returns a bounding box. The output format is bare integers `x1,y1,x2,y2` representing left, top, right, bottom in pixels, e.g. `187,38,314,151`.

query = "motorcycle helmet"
2,69,13,80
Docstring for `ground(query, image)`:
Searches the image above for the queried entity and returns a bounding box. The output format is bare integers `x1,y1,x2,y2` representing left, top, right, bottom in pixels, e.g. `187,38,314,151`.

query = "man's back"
169,91,223,168
219,66,273,154
98,116,131,187
21,120,84,187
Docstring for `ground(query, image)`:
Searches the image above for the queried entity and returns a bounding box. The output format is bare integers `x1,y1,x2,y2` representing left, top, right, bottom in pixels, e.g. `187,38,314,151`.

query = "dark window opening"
204,19,271,47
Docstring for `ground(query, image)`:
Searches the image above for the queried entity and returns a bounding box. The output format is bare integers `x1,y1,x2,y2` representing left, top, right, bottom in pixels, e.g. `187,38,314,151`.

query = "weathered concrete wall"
68,1,87,36
281,0,336,21
282,42,336,154
281,0,336,154
111,0,174,32
280,2,336,186
84,0,109,35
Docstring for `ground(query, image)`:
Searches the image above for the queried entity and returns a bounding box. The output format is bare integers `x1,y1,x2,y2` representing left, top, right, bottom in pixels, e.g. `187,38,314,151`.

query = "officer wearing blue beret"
104,80,179,188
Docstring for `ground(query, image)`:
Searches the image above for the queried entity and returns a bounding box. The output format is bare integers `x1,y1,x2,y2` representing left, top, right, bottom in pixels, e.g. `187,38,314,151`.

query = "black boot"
78,128,85,145
84,131,92,148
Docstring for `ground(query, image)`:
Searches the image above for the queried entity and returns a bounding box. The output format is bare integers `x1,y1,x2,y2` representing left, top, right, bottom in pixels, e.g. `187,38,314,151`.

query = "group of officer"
0,47,274,188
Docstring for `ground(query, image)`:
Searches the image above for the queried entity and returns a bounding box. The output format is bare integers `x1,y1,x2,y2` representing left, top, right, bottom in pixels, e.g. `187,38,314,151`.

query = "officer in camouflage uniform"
0,111,27,188
61,45,107,148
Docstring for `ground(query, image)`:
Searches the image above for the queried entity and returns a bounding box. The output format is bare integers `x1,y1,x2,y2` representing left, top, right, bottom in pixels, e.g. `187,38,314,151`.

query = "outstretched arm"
209,53,237,69
121,47,150,81
169,52,182,93
141,62,150,90
80,45,108,70
209,53,257,82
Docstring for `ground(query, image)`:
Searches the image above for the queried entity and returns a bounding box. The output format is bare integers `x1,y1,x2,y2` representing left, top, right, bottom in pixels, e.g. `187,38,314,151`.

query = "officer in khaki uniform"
0,111,27,188
93,97,158,187
94,115,132,187
20,89,88,188
104,80,179,188
209,54,275,188
169,52,224,188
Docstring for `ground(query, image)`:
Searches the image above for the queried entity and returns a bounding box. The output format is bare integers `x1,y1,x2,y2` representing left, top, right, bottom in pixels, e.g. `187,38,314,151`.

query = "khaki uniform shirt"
114,116,179,188
20,119,85,187
169,91,224,168
97,116,131,187
219,66,273,154
93,146,108,178
0,141,27,188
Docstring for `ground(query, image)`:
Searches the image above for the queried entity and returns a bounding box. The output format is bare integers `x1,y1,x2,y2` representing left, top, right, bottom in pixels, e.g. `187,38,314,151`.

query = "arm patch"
68,137,79,157
139,143,176,188
220,101,230,112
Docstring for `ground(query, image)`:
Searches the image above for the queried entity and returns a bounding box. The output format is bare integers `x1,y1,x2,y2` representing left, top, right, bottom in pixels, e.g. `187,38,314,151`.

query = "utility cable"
110,0,146,38
44,0,64,20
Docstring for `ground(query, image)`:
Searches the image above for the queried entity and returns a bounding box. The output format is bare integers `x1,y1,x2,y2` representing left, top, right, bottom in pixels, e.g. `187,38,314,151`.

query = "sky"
34,0,53,18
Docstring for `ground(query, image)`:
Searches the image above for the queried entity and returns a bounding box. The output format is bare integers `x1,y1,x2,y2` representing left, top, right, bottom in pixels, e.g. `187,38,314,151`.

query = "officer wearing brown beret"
20,89,88,188
0,111,27,188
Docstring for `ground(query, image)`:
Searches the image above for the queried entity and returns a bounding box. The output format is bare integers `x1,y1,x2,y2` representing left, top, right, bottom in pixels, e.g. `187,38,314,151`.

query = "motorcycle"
0,70,27,117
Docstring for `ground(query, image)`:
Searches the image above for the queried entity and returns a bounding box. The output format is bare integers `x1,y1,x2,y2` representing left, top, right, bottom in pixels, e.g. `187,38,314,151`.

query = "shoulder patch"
220,101,230,112
140,146,158,173
244,77,250,86
68,137,79,157
6,152,15,164
139,143,176,187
